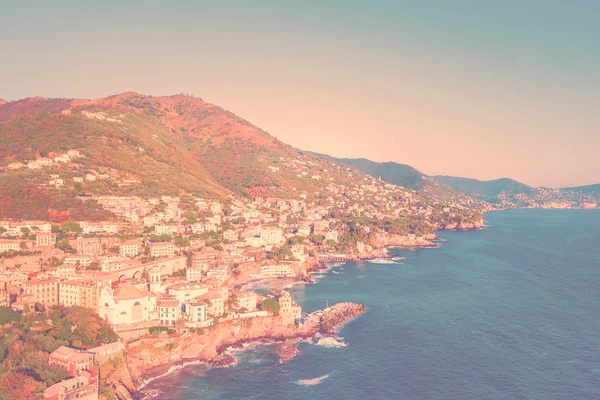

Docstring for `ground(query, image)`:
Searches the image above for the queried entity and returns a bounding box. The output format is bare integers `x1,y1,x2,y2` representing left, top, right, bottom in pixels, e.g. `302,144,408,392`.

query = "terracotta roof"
50,346,93,362
114,283,146,301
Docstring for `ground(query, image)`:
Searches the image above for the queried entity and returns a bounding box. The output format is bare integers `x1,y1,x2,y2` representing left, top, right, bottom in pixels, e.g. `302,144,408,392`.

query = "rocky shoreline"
122,225,485,398
126,302,366,397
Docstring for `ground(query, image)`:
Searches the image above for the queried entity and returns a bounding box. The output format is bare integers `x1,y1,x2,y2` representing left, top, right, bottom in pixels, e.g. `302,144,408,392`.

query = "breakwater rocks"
315,302,368,334
275,343,301,363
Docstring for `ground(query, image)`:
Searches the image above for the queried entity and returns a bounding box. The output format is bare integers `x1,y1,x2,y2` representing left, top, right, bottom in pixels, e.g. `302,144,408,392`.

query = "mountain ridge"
307,152,599,208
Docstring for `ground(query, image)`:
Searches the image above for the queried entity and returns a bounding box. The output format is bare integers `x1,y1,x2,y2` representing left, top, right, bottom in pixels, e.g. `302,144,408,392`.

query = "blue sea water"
140,210,600,399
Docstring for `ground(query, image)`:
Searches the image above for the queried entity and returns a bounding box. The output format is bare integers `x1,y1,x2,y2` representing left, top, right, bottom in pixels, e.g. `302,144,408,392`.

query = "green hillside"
1,93,440,220
311,153,425,190
433,176,533,203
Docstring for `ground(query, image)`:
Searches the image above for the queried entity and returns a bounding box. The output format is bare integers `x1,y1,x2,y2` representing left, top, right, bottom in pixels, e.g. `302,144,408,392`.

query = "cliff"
122,302,366,394
438,216,486,231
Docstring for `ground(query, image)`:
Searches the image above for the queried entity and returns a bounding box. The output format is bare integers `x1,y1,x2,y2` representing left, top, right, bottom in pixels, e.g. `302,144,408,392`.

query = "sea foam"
297,374,330,386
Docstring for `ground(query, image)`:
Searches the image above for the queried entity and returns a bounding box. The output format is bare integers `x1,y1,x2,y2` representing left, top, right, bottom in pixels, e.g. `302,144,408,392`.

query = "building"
75,237,103,256
186,267,203,282
235,291,257,313
0,221,52,236
278,290,302,324
325,230,339,242
260,226,284,245
209,202,222,214
154,224,178,236
98,283,158,327
148,267,162,294
223,230,238,242
36,232,57,248
184,300,209,326
193,247,220,269
88,342,123,365
0,281,8,307
198,291,225,317
167,282,208,304
59,280,99,311
63,256,94,267
100,257,129,272
24,278,60,307
260,264,296,278
158,297,180,326
150,242,176,258
49,346,95,377
119,240,141,258
0,239,24,253
80,221,119,235
49,264,77,279
43,369,98,400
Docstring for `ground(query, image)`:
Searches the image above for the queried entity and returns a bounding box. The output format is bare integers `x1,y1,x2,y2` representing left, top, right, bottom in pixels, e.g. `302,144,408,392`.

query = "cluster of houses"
0,168,476,328
0,151,492,399
4,149,83,171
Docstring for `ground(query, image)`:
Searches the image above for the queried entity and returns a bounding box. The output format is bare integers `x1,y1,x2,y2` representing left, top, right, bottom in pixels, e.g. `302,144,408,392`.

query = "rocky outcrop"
440,217,485,231
126,302,366,390
371,233,437,249
275,343,300,363
318,303,368,334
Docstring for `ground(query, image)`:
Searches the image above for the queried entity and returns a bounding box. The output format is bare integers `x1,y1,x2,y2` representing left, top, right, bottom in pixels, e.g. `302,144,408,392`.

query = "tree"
261,298,280,314
60,221,83,233
0,306,21,324
182,212,197,225
227,293,238,308
0,372,43,400
174,237,189,253
87,262,100,271
55,240,73,252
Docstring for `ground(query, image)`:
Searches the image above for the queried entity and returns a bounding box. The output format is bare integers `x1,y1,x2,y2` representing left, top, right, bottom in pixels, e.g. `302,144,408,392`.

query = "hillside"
0,93,483,221
564,183,600,194
309,153,483,206
433,176,533,203
434,176,600,208
311,153,425,189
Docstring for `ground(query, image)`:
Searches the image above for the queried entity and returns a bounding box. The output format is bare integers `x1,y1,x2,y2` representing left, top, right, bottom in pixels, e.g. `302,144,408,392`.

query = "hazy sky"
1,1,599,188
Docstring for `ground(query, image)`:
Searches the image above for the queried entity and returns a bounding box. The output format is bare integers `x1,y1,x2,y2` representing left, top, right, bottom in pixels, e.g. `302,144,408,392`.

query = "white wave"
139,359,203,389
283,281,304,289
297,374,330,386
315,336,347,348
370,258,395,264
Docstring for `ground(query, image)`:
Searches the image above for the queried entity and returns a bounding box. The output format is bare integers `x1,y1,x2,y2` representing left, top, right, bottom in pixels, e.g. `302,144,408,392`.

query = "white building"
98,283,158,327
260,264,296,278
149,242,176,258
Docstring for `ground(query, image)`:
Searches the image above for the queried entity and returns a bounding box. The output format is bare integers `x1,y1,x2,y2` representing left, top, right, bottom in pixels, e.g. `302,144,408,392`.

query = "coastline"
127,225,486,397
131,301,367,397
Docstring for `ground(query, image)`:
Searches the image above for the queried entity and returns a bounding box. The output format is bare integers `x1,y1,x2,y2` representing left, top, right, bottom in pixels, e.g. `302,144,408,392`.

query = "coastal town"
3,94,596,400
0,150,485,399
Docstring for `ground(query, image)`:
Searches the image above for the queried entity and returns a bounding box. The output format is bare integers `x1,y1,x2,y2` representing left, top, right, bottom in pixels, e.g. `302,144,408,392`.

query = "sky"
1,0,599,188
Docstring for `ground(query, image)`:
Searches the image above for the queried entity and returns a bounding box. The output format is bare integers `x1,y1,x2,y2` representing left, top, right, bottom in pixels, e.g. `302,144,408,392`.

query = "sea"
139,209,600,399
